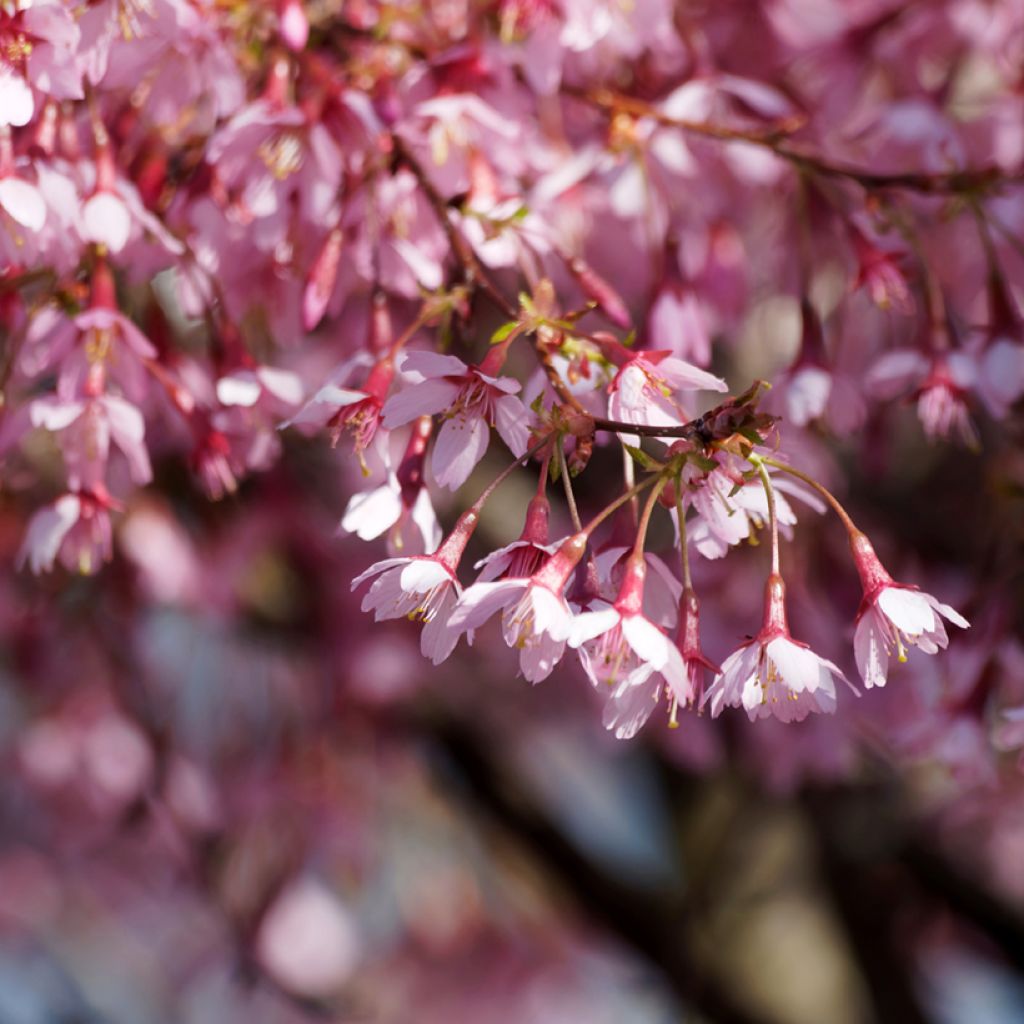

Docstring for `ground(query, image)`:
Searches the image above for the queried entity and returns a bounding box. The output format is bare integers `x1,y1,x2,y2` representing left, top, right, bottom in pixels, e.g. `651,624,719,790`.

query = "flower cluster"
0,0,1006,744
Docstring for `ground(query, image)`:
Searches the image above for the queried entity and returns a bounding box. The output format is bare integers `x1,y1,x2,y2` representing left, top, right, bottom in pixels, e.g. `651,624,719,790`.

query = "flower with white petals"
449,533,587,683
706,575,853,723
569,557,687,739
850,533,969,688
383,350,530,491
352,555,462,665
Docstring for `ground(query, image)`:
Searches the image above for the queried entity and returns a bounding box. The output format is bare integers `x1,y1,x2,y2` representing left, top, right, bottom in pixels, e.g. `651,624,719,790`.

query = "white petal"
568,607,620,647
764,636,822,693
877,587,938,636
0,177,46,231
622,614,672,671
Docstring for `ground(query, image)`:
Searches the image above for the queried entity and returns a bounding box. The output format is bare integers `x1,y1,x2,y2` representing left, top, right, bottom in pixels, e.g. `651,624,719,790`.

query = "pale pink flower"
473,491,557,582
448,533,588,683
18,489,115,576
286,355,395,466
383,350,530,490
341,416,441,556
645,278,712,366
568,557,687,739
22,393,152,490
606,347,726,441
849,533,969,689
850,224,913,314
352,555,462,665
684,462,823,560
866,348,978,446
706,575,853,722
351,510,480,664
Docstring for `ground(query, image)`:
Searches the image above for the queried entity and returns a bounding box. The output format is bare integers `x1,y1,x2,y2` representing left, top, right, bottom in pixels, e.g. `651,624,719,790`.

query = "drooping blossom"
341,416,442,556
849,532,969,689
18,489,116,576
351,509,481,664
568,557,687,739
473,488,558,582
706,574,853,723
448,533,588,683
866,348,979,446
382,349,530,490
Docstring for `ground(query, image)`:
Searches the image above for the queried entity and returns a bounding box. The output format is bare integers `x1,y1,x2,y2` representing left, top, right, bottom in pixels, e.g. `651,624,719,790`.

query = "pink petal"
18,495,81,574
431,412,489,490
382,378,461,428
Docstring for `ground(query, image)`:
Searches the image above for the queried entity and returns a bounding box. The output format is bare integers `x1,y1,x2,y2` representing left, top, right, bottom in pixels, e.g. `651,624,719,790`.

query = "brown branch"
576,87,1020,196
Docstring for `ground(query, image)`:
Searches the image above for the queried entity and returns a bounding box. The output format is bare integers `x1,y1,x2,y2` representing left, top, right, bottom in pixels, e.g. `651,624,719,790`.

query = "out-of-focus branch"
429,718,773,1024
574,88,1019,196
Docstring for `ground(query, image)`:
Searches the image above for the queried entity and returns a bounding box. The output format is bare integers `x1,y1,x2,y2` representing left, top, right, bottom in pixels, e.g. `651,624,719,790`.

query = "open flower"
569,556,687,739
850,533,969,688
352,555,462,665
448,533,587,683
606,347,727,441
706,574,852,722
382,350,530,490
341,416,441,556
18,488,116,576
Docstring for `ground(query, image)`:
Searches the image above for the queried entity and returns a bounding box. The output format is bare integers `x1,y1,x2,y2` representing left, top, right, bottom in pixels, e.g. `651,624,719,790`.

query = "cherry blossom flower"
849,532,969,689
569,557,687,739
604,344,727,441
18,489,116,576
352,510,481,664
706,575,853,723
341,416,441,556
866,348,979,446
474,490,557,582
287,355,394,467
448,533,588,683
382,350,530,490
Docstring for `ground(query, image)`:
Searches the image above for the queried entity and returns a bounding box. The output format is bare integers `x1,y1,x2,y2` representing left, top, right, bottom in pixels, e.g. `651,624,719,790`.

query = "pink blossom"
341,416,441,556
474,490,557,582
286,355,394,466
352,510,481,664
18,489,115,576
448,533,588,683
850,533,969,689
850,224,914,314
605,346,727,440
706,575,853,723
383,350,530,490
866,348,979,445
568,557,687,739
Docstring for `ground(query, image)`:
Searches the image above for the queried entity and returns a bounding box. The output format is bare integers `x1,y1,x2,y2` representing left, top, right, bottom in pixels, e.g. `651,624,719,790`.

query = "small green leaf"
623,444,663,472
490,321,519,345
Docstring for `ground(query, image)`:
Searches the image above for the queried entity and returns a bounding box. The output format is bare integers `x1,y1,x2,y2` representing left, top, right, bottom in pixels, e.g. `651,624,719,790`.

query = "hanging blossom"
569,556,688,739
351,508,482,665
447,532,588,684
706,574,854,723
341,415,442,556
850,532,969,689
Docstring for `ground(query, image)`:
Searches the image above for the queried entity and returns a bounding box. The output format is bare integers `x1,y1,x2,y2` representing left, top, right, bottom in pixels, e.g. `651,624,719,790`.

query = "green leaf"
623,444,663,472
490,321,519,345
